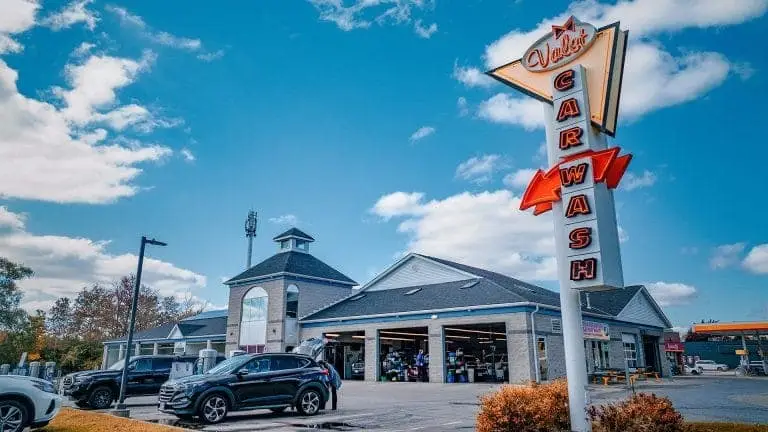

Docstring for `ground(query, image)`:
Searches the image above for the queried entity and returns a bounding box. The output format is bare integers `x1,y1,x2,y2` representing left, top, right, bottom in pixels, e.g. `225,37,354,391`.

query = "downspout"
531,304,541,383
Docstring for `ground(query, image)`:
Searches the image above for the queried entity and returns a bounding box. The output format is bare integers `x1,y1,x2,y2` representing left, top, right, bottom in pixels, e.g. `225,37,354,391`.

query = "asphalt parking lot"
65,375,768,431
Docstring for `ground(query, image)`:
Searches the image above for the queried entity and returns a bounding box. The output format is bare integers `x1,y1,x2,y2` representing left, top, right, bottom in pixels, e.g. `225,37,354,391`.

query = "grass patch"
686,423,768,432
43,408,181,432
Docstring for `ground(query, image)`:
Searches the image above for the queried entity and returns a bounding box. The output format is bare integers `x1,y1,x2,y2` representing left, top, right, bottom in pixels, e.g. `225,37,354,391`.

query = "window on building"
296,240,308,250
240,287,268,351
286,285,299,319
622,334,638,369
551,318,562,334
280,240,290,249
537,336,548,381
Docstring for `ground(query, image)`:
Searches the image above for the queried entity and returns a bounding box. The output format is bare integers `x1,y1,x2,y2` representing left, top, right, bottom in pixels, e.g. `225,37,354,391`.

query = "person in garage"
416,349,426,382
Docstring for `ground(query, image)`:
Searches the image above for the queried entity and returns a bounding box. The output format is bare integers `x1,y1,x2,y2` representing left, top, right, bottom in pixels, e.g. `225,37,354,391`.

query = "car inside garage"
443,323,508,383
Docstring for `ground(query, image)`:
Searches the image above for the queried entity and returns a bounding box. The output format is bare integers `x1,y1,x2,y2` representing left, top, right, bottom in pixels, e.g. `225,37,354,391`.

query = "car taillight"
321,369,329,375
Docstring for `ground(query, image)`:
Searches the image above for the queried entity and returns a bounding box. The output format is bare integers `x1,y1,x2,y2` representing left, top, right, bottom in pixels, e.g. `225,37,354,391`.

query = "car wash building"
223,227,672,384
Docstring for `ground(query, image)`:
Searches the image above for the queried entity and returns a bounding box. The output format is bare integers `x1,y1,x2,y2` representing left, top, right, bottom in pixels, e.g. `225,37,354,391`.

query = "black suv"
158,353,330,423
60,354,224,409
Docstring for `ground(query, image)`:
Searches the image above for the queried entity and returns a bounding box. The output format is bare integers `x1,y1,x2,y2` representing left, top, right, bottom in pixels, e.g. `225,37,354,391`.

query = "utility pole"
245,210,258,268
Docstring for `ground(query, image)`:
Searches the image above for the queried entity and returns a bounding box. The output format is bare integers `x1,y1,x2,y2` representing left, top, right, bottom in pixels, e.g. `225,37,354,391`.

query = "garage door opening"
379,327,429,382
323,331,365,380
444,323,508,383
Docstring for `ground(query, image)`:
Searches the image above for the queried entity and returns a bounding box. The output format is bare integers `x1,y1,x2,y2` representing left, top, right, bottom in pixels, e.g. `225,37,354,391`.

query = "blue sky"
0,0,766,330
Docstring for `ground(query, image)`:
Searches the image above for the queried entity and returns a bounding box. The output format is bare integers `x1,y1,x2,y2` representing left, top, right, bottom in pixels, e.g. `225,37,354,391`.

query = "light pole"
245,210,257,269
112,236,167,417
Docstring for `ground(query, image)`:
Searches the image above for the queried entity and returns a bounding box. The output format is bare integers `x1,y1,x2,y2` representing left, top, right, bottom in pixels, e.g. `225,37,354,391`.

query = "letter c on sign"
554,69,575,92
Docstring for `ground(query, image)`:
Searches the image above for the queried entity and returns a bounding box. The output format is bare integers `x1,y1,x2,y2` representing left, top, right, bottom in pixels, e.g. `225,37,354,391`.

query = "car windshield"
108,360,125,370
205,355,252,375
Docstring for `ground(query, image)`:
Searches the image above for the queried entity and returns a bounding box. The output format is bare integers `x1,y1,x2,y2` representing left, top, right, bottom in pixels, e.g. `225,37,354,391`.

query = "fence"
0,361,66,386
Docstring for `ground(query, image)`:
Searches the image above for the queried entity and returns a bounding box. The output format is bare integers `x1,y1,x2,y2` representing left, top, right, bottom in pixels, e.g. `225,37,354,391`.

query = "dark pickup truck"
60,354,224,409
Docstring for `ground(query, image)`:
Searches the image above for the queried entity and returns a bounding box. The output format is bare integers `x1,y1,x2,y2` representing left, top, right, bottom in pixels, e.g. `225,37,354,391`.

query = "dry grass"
43,408,182,432
686,423,768,432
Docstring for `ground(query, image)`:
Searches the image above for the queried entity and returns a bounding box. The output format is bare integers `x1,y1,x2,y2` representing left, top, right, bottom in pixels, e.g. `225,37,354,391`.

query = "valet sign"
488,16,630,292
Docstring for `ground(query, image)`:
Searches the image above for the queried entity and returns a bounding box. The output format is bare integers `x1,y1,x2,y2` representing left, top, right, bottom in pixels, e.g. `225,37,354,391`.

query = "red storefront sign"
664,342,684,352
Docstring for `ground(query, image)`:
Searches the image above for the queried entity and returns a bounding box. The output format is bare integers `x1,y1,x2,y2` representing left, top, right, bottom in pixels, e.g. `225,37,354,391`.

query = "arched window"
240,287,268,352
286,284,299,319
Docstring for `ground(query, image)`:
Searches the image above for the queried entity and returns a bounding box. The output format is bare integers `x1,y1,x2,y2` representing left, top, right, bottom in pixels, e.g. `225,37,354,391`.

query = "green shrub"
589,393,684,432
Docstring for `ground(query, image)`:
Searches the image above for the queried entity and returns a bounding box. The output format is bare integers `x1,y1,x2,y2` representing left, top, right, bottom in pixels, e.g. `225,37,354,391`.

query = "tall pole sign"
488,17,630,432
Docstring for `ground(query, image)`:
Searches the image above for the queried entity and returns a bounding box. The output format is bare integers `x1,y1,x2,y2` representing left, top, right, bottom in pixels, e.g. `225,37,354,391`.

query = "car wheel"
297,389,322,416
88,386,114,410
0,399,28,432
199,394,228,424
74,401,90,409
269,407,288,414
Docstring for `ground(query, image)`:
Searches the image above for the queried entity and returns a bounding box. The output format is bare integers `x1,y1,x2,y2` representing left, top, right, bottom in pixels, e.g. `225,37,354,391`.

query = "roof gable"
168,324,184,339
616,288,671,328
226,250,356,286
364,254,476,292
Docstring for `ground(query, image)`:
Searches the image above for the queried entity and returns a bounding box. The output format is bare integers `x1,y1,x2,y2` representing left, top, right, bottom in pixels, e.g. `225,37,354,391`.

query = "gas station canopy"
691,322,768,335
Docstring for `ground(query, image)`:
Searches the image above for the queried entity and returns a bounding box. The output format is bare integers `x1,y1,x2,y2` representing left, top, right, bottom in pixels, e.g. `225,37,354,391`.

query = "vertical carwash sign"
487,16,630,432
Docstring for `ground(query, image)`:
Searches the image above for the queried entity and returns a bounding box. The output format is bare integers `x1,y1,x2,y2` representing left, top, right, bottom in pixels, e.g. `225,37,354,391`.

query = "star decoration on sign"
552,16,576,39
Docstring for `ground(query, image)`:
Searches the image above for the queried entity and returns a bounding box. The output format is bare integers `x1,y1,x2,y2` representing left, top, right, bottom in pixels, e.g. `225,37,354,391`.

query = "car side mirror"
128,363,136,371
236,368,249,377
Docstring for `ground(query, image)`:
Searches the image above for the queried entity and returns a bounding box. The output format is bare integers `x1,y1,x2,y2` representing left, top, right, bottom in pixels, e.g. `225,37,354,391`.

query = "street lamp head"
145,238,167,247
245,210,258,237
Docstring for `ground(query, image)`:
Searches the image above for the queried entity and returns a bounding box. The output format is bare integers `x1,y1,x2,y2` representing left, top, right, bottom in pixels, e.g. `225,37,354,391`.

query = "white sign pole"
545,106,591,432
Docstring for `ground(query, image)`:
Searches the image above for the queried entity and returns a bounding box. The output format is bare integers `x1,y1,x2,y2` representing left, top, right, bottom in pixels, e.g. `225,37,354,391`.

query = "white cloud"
622,170,657,191
477,93,544,130
0,206,26,230
72,41,96,58
371,190,557,281
709,242,746,269
503,168,537,189
269,214,299,225
0,209,207,311
106,5,222,60
371,192,425,220
456,155,504,184
618,226,628,243
54,51,153,124
197,49,225,62
0,0,39,54
453,62,494,88
0,51,174,203
409,125,435,142
414,20,437,38
471,0,765,129
180,148,195,162
743,244,768,274
457,97,469,117
644,281,697,307
42,0,98,31
307,0,434,32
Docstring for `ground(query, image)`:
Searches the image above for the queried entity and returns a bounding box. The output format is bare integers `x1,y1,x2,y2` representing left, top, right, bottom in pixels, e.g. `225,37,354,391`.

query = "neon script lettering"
525,29,589,71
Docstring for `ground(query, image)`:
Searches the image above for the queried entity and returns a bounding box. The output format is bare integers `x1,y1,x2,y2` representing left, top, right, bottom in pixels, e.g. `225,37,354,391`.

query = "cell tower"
245,210,258,269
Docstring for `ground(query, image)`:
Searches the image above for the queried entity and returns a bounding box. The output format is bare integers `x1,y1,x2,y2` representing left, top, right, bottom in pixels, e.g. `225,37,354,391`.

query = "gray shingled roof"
105,316,227,344
225,250,356,285
302,255,652,322
273,228,315,242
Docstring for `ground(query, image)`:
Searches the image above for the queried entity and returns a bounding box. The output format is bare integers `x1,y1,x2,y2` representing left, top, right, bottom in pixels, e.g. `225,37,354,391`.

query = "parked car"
694,360,729,372
684,364,700,375
0,375,62,432
60,354,224,409
351,361,365,380
158,353,330,424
